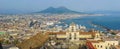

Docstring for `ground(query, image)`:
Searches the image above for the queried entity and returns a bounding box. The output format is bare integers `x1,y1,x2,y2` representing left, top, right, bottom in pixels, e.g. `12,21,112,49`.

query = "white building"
9,47,19,49
87,38,119,49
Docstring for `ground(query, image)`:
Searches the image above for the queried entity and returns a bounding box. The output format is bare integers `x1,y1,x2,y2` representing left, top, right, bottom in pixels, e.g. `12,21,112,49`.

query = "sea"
59,14,120,31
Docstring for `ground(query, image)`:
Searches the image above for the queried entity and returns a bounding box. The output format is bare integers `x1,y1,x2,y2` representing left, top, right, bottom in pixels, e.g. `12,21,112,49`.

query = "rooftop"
115,45,120,49
48,31,66,35
103,37,117,41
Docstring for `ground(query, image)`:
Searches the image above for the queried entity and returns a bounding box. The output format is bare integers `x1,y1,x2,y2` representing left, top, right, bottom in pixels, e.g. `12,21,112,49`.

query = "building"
9,47,19,49
48,22,101,42
114,45,120,49
87,38,119,49
48,22,120,49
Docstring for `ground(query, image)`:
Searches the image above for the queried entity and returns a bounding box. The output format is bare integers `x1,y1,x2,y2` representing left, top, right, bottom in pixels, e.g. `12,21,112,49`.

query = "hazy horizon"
0,0,120,13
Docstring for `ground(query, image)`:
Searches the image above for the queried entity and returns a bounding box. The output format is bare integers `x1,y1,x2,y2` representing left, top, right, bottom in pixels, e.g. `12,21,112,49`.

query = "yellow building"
48,22,101,41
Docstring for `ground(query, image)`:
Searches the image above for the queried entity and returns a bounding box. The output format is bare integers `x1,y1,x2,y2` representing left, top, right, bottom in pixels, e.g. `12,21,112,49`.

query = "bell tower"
68,22,77,32
66,22,79,41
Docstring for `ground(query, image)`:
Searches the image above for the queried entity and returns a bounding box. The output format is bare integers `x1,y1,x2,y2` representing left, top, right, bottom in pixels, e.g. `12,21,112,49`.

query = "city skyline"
0,0,120,49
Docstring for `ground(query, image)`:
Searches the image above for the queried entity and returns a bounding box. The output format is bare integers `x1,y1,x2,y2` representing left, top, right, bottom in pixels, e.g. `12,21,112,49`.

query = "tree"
13,39,19,45
111,32,116,35
17,33,49,49
4,40,10,44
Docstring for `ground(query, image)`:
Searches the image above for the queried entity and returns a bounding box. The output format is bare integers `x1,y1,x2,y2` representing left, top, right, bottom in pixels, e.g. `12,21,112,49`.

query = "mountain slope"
36,7,84,14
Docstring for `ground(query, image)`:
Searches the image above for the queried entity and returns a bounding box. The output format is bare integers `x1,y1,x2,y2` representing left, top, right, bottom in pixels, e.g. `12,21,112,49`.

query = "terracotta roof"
47,31,66,35
48,31,98,36
86,41,97,49
115,45,120,49
79,32,96,36
91,41,103,43
87,40,104,43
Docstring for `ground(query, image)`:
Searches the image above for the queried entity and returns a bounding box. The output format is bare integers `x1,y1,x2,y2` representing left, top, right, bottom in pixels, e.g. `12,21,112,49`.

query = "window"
74,33,76,39
94,45,96,47
71,27,74,32
113,43,115,45
101,45,102,48
98,45,99,47
106,47,107,49
108,43,109,45
69,34,71,39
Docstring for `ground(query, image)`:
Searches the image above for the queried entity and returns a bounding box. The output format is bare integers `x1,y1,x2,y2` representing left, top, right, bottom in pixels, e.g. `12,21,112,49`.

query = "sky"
0,0,120,12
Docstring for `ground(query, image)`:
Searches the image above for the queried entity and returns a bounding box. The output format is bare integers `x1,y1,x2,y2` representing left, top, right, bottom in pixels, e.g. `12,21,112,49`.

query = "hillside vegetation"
17,33,49,49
